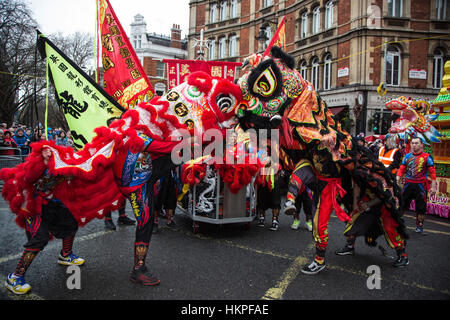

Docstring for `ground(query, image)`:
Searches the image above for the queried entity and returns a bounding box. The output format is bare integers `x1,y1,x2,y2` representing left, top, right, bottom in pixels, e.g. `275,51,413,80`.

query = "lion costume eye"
253,67,277,97
216,93,236,113
247,59,282,102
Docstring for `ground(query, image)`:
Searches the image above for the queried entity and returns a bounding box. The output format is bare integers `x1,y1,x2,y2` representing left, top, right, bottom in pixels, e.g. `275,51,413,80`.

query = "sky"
26,0,191,38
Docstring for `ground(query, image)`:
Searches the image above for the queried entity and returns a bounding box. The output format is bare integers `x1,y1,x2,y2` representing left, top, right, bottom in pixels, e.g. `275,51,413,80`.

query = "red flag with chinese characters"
163,59,241,89
97,0,154,109
263,16,286,57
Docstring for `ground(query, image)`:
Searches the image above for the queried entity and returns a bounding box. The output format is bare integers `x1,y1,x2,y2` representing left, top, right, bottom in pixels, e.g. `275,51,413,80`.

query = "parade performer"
396,137,437,233
335,178,409,267
378,134,402,174
3,143,85,295
104,201,135,231
114,134,181,286
153,170,179,234
283,159,318,232
236,45,403,274
1,71,259,290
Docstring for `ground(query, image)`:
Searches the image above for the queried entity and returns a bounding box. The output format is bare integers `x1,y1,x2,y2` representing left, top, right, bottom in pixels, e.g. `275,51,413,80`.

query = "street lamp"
255,19,277,52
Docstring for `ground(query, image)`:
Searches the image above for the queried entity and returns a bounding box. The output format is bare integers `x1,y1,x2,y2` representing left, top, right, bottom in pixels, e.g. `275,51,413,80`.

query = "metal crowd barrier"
0,147,24,191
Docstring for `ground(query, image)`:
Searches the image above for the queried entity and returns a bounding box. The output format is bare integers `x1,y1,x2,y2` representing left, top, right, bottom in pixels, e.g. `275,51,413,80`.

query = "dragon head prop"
236,47,304,129
236,46,353,162
385,96,441,144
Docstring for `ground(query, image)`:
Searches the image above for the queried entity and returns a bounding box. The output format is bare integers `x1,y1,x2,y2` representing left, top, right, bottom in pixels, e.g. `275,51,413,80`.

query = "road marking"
1,222,449,299
0,230,114,265
261,255,308,300
406,226,450,236
404,214,450,227
171,227,450,298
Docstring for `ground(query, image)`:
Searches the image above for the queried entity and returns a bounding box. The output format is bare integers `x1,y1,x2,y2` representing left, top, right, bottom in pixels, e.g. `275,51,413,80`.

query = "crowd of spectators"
0,122,74,156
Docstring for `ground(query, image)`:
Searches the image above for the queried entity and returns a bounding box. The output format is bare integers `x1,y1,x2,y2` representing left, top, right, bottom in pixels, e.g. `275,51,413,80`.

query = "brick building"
187,0,449,135
130,14,188,96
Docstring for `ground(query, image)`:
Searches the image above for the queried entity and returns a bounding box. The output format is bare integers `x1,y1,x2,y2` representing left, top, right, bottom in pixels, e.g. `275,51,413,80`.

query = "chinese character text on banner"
97,0,154,109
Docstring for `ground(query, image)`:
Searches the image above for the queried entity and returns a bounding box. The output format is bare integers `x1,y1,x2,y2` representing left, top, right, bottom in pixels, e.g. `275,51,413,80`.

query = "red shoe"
129,266,160,286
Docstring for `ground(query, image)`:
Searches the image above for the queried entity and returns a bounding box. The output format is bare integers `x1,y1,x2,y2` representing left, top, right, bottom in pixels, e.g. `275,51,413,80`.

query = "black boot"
393,249,409,267
118,215,135,225
104,218,116,230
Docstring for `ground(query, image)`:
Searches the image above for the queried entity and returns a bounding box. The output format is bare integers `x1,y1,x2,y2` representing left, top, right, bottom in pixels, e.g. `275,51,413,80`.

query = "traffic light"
373,112,381,134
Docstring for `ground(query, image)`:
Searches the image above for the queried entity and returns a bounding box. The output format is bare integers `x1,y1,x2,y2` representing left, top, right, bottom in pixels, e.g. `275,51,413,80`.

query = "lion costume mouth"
389,108,417,133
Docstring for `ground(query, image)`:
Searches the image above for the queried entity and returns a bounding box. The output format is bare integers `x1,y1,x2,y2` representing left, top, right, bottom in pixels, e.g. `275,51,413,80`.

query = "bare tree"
0,0,96,130
0,0,41,126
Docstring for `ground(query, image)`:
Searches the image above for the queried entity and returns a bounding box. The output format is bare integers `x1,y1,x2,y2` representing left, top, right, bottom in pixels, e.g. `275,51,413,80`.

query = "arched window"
386,46,401,86
436,0,447,20
300,60,308,80
230,0,238,18
323,54,332,90
219,37,227,59
229,35,237,57
301,12,309,38
312,6,321,34
208,39,216,60
325,1,333,29
220,1,228,21
433,48,444,89
311,57,319,89
210,3,217,23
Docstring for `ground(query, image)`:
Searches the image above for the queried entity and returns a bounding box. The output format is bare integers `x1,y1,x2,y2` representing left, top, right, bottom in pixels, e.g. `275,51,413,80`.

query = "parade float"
429,60,450,218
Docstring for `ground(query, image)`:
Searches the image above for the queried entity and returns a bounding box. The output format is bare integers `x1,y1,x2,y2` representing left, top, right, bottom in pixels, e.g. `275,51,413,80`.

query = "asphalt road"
0,196,449,303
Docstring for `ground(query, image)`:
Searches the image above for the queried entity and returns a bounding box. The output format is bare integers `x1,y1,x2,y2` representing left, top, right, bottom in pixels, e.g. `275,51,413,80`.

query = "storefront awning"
329,106,345,115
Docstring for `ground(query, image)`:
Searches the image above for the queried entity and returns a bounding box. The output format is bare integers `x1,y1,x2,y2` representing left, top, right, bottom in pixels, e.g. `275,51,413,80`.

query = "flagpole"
32,29,38,130
95,0,99,84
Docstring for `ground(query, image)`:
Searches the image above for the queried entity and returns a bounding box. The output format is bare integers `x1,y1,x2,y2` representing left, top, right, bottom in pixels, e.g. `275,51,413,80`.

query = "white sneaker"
291,219,301,230
301,260,326,275
305,220,313,232
269,220,279,231
5,273,31,295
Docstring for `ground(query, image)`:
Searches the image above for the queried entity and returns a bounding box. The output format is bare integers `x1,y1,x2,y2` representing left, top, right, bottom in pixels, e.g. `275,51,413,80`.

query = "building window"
300,60,308,80
311,57,319,89
210,3,217,23
133,35,142,49
229,35,237,57
220,1,228,21
323,54,332,90
312,7,321,34
433,48,444,89
436,0,447,20
325,1,333,29
209,39,216,60
386,46,401,86
388,0,402,17
264,0,273,7
230,0,238,18
301,12,308,38
156,61,165,78
219,37,227,58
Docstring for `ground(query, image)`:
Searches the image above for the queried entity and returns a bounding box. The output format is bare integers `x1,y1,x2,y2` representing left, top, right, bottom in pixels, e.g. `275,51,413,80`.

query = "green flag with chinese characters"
37,31,125,149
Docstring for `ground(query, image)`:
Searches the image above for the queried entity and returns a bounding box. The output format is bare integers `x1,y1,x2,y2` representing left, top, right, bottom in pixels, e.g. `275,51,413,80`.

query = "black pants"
155,174,177,211
257,177,282,211
24,200,78,251
402,182,427,215
129,155,176,245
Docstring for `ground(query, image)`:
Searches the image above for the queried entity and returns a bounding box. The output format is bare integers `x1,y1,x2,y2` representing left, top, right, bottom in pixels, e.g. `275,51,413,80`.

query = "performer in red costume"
4,145,85,295
113,133,182,285
396,137,437,233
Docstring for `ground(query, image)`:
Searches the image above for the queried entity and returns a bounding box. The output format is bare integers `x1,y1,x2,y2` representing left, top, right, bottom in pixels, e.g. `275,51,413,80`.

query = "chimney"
171,24,181,49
